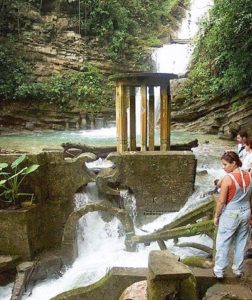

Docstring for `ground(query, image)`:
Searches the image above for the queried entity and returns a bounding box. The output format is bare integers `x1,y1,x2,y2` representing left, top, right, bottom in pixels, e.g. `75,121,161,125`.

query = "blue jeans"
214,208,250,277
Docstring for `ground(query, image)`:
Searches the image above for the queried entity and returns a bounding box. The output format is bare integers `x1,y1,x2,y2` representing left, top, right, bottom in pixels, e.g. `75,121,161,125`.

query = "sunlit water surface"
0,128,225,154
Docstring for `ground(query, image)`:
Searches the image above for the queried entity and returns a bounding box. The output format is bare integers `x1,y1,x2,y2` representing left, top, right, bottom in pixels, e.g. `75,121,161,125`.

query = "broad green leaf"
2,190,12,195
0,179,6,185
0,172,10,176
11,155,26,169
0,163,8,170
8,167,27,180
22,164,40,175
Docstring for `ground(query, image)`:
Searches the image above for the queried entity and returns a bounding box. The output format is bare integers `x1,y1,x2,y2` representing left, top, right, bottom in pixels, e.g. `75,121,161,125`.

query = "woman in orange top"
213,151,252,279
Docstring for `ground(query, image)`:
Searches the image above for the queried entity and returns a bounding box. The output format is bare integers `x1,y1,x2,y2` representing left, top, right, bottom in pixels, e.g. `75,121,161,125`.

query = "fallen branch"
131,220,215,244
176,242,213,255
61,139,199,158
155,196,216,233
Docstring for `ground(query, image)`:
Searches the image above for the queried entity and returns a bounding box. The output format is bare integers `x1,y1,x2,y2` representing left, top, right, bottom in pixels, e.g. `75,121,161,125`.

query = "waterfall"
152,0,213,74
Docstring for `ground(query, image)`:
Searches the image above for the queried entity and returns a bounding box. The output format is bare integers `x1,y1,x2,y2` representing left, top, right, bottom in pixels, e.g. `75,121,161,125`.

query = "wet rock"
197,170,208,175
0,256,20,273
30,251,62,282
203,283,252,300
119,280,147,300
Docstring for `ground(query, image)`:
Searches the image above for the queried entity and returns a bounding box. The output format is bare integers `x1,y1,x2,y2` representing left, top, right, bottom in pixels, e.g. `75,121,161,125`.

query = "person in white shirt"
237,131,248,159
241,139,252,172
215,132,249,188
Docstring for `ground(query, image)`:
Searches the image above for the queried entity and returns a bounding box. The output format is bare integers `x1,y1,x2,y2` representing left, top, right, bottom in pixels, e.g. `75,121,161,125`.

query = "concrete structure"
49,250,198,300
51,267,147,300
61,202,135,265
0,152,96,260
107,151,196,214
111,73,178,152
148,251,197,300
109,72,196,215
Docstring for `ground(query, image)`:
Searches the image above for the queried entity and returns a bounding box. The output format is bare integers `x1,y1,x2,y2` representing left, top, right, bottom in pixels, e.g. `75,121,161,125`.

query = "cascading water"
153,0,213,74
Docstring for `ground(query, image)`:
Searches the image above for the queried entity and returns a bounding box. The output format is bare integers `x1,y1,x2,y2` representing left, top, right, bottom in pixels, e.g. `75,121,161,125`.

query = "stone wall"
0,206,41,260
107,151,196,214
0,102,115,133
0,151,96,259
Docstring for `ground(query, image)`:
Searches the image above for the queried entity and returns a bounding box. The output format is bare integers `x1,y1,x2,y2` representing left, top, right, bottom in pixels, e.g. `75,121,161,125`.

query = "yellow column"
149,86,155,151
141,84,147,151
116,82,128,152
167,83,171,150
129,86,136,151
160,84,170,151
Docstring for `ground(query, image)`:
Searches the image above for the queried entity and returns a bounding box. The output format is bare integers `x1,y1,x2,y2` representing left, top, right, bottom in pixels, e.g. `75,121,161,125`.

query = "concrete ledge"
51,267,147,300
148,250,190,280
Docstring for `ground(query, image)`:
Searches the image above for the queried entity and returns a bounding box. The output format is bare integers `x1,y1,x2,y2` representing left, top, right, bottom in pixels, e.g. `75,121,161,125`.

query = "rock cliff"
171,79,252,138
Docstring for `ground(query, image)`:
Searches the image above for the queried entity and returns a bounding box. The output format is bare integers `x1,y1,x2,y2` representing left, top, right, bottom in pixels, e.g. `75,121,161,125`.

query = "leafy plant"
0,42,32,101
0,155,39,207
181,0,252,101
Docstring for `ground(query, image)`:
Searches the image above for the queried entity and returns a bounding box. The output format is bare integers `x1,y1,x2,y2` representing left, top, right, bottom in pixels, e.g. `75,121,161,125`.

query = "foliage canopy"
182,0,252,101
0,0,184,109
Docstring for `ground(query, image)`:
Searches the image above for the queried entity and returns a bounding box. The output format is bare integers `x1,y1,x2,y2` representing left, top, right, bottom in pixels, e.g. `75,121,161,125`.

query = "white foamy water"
0,283,13,300
153,0,213,74
85,157,114,171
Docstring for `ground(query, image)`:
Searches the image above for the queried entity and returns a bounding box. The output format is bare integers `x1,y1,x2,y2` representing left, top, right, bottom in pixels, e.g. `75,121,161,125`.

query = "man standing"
237,131,248,158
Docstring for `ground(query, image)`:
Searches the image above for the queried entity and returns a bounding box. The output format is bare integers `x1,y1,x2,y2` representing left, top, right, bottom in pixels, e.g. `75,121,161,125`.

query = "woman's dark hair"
221,151,242,167
237,131,248,138
245,138,252,148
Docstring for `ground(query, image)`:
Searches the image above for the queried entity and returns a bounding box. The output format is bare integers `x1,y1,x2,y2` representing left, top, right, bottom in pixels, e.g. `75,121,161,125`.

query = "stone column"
148,250,197,300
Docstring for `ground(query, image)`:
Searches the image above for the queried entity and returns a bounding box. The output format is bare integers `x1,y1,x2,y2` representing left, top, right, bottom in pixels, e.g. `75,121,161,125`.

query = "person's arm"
214,176,230,226
250,191,252,226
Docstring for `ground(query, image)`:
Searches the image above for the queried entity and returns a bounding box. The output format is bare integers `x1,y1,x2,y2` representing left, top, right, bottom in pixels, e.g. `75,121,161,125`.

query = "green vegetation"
0,42,32,100
61,0,186,60
16,63,113,111
0,155,39,207
0,41,112,111
0,0,187,110
182,0,252,101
